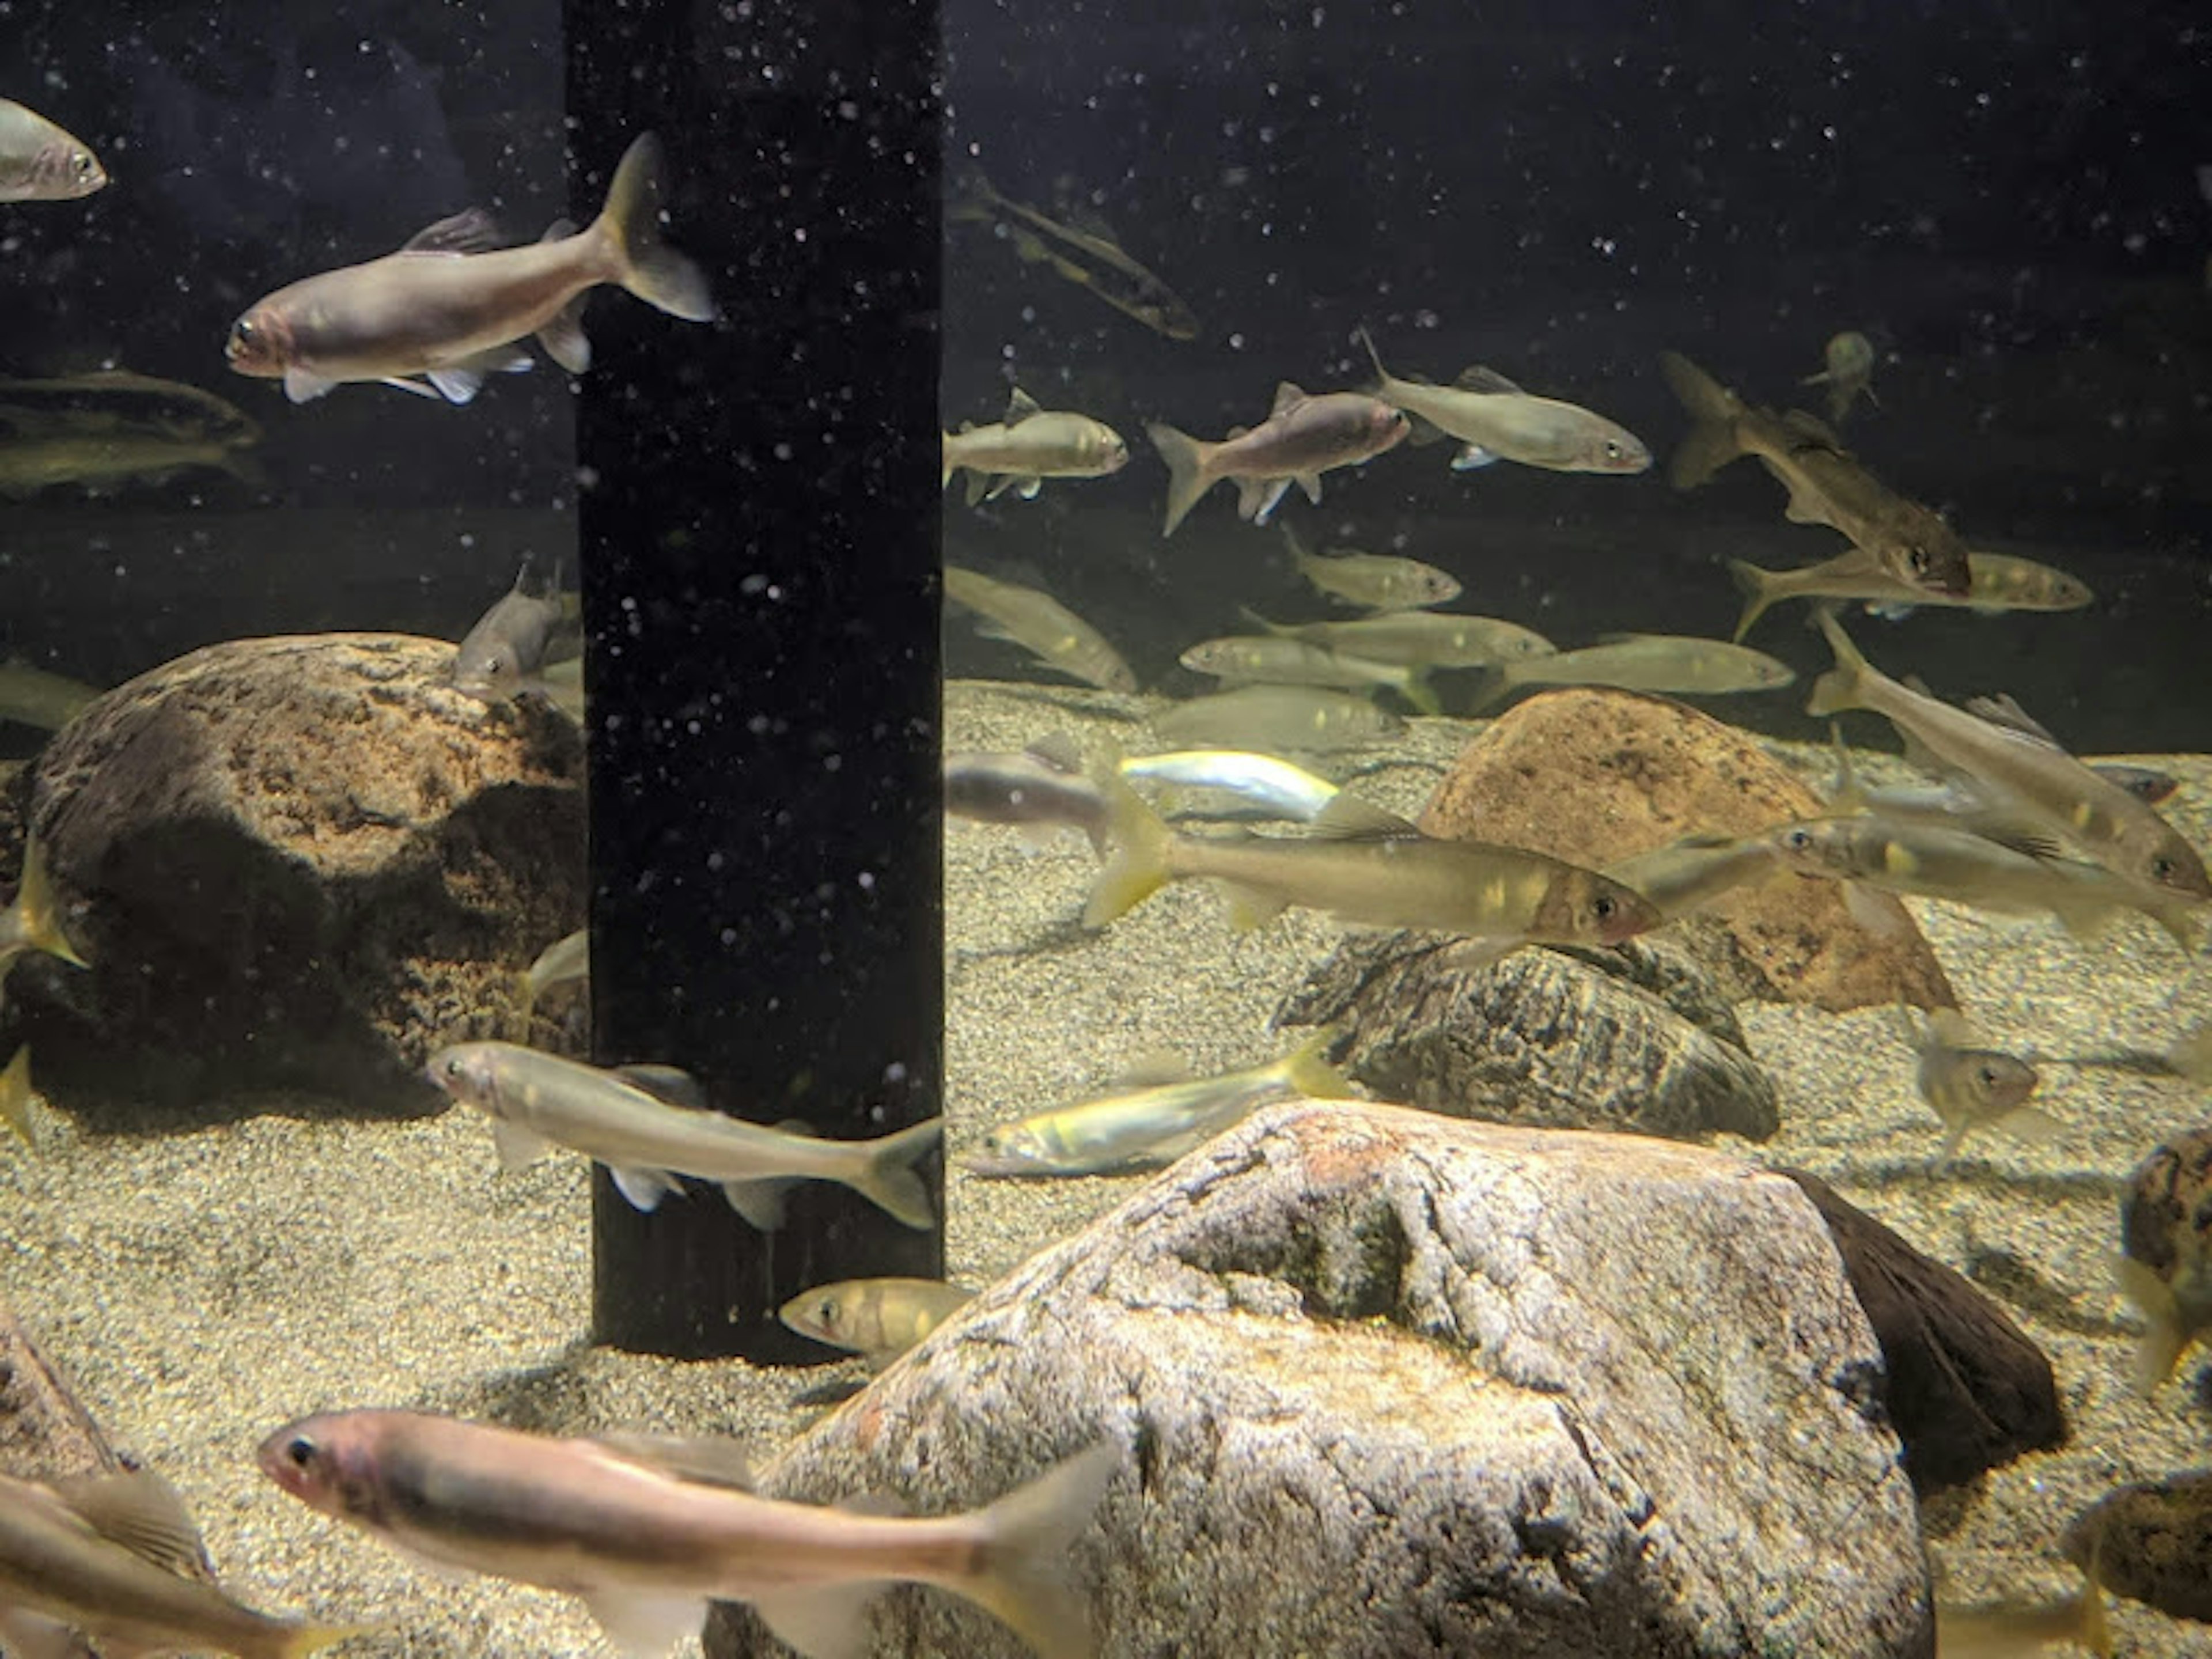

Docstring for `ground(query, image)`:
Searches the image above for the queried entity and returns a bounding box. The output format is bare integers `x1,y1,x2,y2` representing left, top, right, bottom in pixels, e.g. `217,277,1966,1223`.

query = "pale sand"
2,677,2206,1655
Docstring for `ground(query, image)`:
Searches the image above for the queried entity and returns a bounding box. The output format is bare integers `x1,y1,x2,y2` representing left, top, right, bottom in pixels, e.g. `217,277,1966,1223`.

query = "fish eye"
285,1435,317,1468
2153,856,2176,880
231,319,256,343
1907,547,1931,575
817,1297,838,1322
1785,829,1813,851
1591,894,1616,921
442,1056,466,1078
73,152,94,176
1976,1065,2002,1088
1604,440,1623,459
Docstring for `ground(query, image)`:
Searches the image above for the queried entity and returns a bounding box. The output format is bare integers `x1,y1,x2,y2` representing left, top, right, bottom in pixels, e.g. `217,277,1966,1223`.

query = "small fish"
1470,633,1794,713
1,1046,37,1150
1896,1005,2053,1165
1358,328,1650,475
962,1030,1351,1179
1242,607,1556,669
1808,610,2212,904
1116,750,1340,822
1825,729,2176,850
452,557,580,701
1178,635,1440,715
941,388,1128,505
777,1278,975,1366
0,100,106,201
1085,782,1660,944
1,836,91,995
1727,548,2093,640
1800,331,1881,426
226,132,714,404
260,1409,1119,1659
948,169,1199,340
945,738,1109,853
1150,686,1404,753
516,929,589,1022
1934,1581,2109,1659
944,566,1137,692
0,424,263,498
1600,833,1782,923
0,658,101,732
1146,384,1408,537
1660,351,1972,597
426,1041,943,1230
1281,522,1460,612
0,1465,354,1659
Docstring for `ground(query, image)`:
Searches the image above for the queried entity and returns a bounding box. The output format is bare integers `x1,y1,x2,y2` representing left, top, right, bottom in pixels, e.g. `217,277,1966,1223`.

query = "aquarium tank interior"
2,0,2210,1654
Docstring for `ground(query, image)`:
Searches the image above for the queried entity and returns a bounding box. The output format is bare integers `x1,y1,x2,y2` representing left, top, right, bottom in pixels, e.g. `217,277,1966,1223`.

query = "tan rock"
1418,687,1953,1010
0,1299,119,1482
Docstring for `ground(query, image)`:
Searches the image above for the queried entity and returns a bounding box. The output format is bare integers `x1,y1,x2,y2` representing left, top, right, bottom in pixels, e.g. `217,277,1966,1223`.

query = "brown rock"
2062,1469,2212,1623
2118,1123,2212,1388
1782,1171,2066,1494
1418,687,1955,1010
7,634,585,1121
0,1299,119,1480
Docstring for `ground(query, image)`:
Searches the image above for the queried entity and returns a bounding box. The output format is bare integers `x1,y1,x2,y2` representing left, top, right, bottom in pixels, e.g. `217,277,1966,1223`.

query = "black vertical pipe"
568,0,944,1359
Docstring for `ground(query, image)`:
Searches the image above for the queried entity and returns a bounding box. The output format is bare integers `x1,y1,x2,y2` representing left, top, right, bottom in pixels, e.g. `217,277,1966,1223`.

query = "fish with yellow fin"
2,836,90,1001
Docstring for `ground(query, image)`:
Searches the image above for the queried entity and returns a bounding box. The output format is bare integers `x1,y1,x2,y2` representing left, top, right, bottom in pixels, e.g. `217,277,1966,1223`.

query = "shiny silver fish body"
0,100,106,201
1117,751,1340,821
944,566,1137,692
1151,685,1405,752
1359,331,1649,474
452,562,578,700
1146,384,1408,536
778,1278,975,1364
945,748,1111,851
1247,607,1555,668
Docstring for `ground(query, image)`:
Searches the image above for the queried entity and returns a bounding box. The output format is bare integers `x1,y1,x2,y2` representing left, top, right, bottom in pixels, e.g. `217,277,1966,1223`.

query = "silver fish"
949,169,1199,340
1801,331,1880,426
1280,523,1460,612
1358,328,1649,475
944,566,1137,693
1150,686,1405,753
778,1277,975,1366
1242,606,1555,669
1177,635,1440,715
0,100,106,201
453,558,579,700
946,739,1109,853
941,388,1128,505
1116,750,1340,821
1896,1005,2052,1165
0,659,100,732
1146,384,1408,536
1471,633,1793,712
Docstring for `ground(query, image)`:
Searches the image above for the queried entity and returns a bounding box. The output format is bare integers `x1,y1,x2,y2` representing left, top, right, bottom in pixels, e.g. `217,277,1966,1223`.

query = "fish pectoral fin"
1216,879,1290,931
1449,444,1497,471
1241,476,1296,524
1402,411,1448,445
753,1585,889,1659
1777,478,1835,527
1294,471,1323,506
489,1118,554,1174
613,1065,709,1108
590,1431,755,1491
426,349,533,406
721,1176,799,1230
537,293,592,374
1015,475,1044,499
609,1164,688,1211
583,1590,710,1659
963,469,991,506
376,377,441,399
1454,363,1524,393
284,366,340,403
399,206,505,256
50,1469,216,1581
1838,880,1910,938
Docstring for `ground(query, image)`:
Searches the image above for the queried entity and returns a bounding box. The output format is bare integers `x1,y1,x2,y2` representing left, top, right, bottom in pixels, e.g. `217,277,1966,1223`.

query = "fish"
945,738,1110,853
1177,635,1440,715
1150,686,1405,753
1824,730,2176,852
259,1409,1119,1659
943,567,1137,693
1084,781,1660,944
2061,1473,2212,1624
777,1278,975,1366
1659,351,1972,597
962,1029,1351,1178
516,929,589,1022
225,132,714,404
425,1041,943,1230
1116,750,1340,822
1,836,91,996
1800,331,1880,426
1934,1582,2109,1658
941,388,1128,505
0,423,263,498
1806,610,2212,904
0,1046,37,1150
1726,548,2093,640
0,100,107,201
1599,833,1783,923
1469,634,1794,713
0,1465,353,1659
540,657,586,722
1241,607,1556,668
1280,523,1460,612
1146,385,1408,537
0,659,101,732
948,168,1199,340
1895,1005,2054,1165
1357,328,1650,475
452,557,580,701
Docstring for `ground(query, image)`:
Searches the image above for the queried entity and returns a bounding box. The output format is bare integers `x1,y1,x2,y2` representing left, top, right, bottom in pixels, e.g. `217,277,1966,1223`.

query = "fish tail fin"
8,836,88,970
2113,1252,2195,1395
1726,559,1778,642
594,132,717,323
1281,1028,1354,1099
1,1046,36,1150
1082,777,1175,928
1804,607,1870,719
957,1442,1120,1659
1657,350,1746,489
1354,324,1388,391
1145,422,1215,537
850,1116,944,1230
1397,664,1443,717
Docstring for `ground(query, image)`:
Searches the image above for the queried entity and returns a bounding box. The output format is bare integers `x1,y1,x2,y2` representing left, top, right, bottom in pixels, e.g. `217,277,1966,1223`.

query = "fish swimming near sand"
225,132,714,404
948,168,1199,340
260,1408,1119,1659
515,929,589,1023
1146,385,1408,537
0,658,101,732
1800,330,1880,426
1116,749,1341,822
1727,547,2092,640
944,566,1137,693
941,388,1128,505
1179,634,1441,715
426,1041,943,1230
0,99,106,200
1357,328,1650,475
452,556,579,702
778,1277,976,1366
1895,1004,2053,1166
945,739,1110,853
1281,522,1460,612
1469,633,1794,713
1150,685,1405,753
1242,606,1555,669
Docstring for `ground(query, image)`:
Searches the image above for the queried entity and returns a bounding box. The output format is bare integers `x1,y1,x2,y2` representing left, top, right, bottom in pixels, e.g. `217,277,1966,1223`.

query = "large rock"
0,1299,120,1480
707,1102,1930,1659
1420,688,1955,1011
1279,933,1781,1141
2062,1470,2212,1623
6,634,584,1120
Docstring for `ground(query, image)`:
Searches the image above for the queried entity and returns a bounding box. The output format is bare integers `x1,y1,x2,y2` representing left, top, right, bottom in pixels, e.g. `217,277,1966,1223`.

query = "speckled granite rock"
1420,688,1955,1010
0,1299,119,1480
1278,932,1781,1141
5,634,584,1120
707,1101,1929,1659
2062,1470,2212,1623
2119,1123,2212,1388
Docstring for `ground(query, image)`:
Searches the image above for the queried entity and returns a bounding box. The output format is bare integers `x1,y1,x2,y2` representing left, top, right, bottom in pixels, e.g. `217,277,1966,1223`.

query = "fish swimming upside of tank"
1357,327,1650,475
948,168,1200,340
224,132,714,404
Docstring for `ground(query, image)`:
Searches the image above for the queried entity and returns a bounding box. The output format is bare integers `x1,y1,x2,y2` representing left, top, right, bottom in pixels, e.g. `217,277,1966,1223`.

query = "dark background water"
2,0,2209,749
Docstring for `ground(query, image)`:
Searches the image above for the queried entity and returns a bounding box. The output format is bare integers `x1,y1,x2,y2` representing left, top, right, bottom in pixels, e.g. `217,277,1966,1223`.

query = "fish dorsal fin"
1003,387,1043,425
400,207,505,256
1781,408,1846,450
1110,1048,1194,1088
615,1065,709,1108
1592,631,1665,645
50,1471,215,1582
1270,382,1308,418
1455,365,1523,394
539,216,578,244
590,1433,755,1491
1024,732,1084,774
1963,692,2059,747
1923,1007,1979,1050
1977,825,2070,862
1238,604,1291,637
1310,793,1421,840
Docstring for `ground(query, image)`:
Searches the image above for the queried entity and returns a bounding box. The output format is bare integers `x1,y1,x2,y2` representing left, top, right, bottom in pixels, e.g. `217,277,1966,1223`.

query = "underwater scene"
3,0,2212,1655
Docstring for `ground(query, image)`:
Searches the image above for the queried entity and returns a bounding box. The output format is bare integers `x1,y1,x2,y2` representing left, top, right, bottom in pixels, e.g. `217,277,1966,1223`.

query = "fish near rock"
778,1278,976,1366
452,557,580,703
1146,384,1408,537
2061,1470,2212,1626
2115,1123,2212,1395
